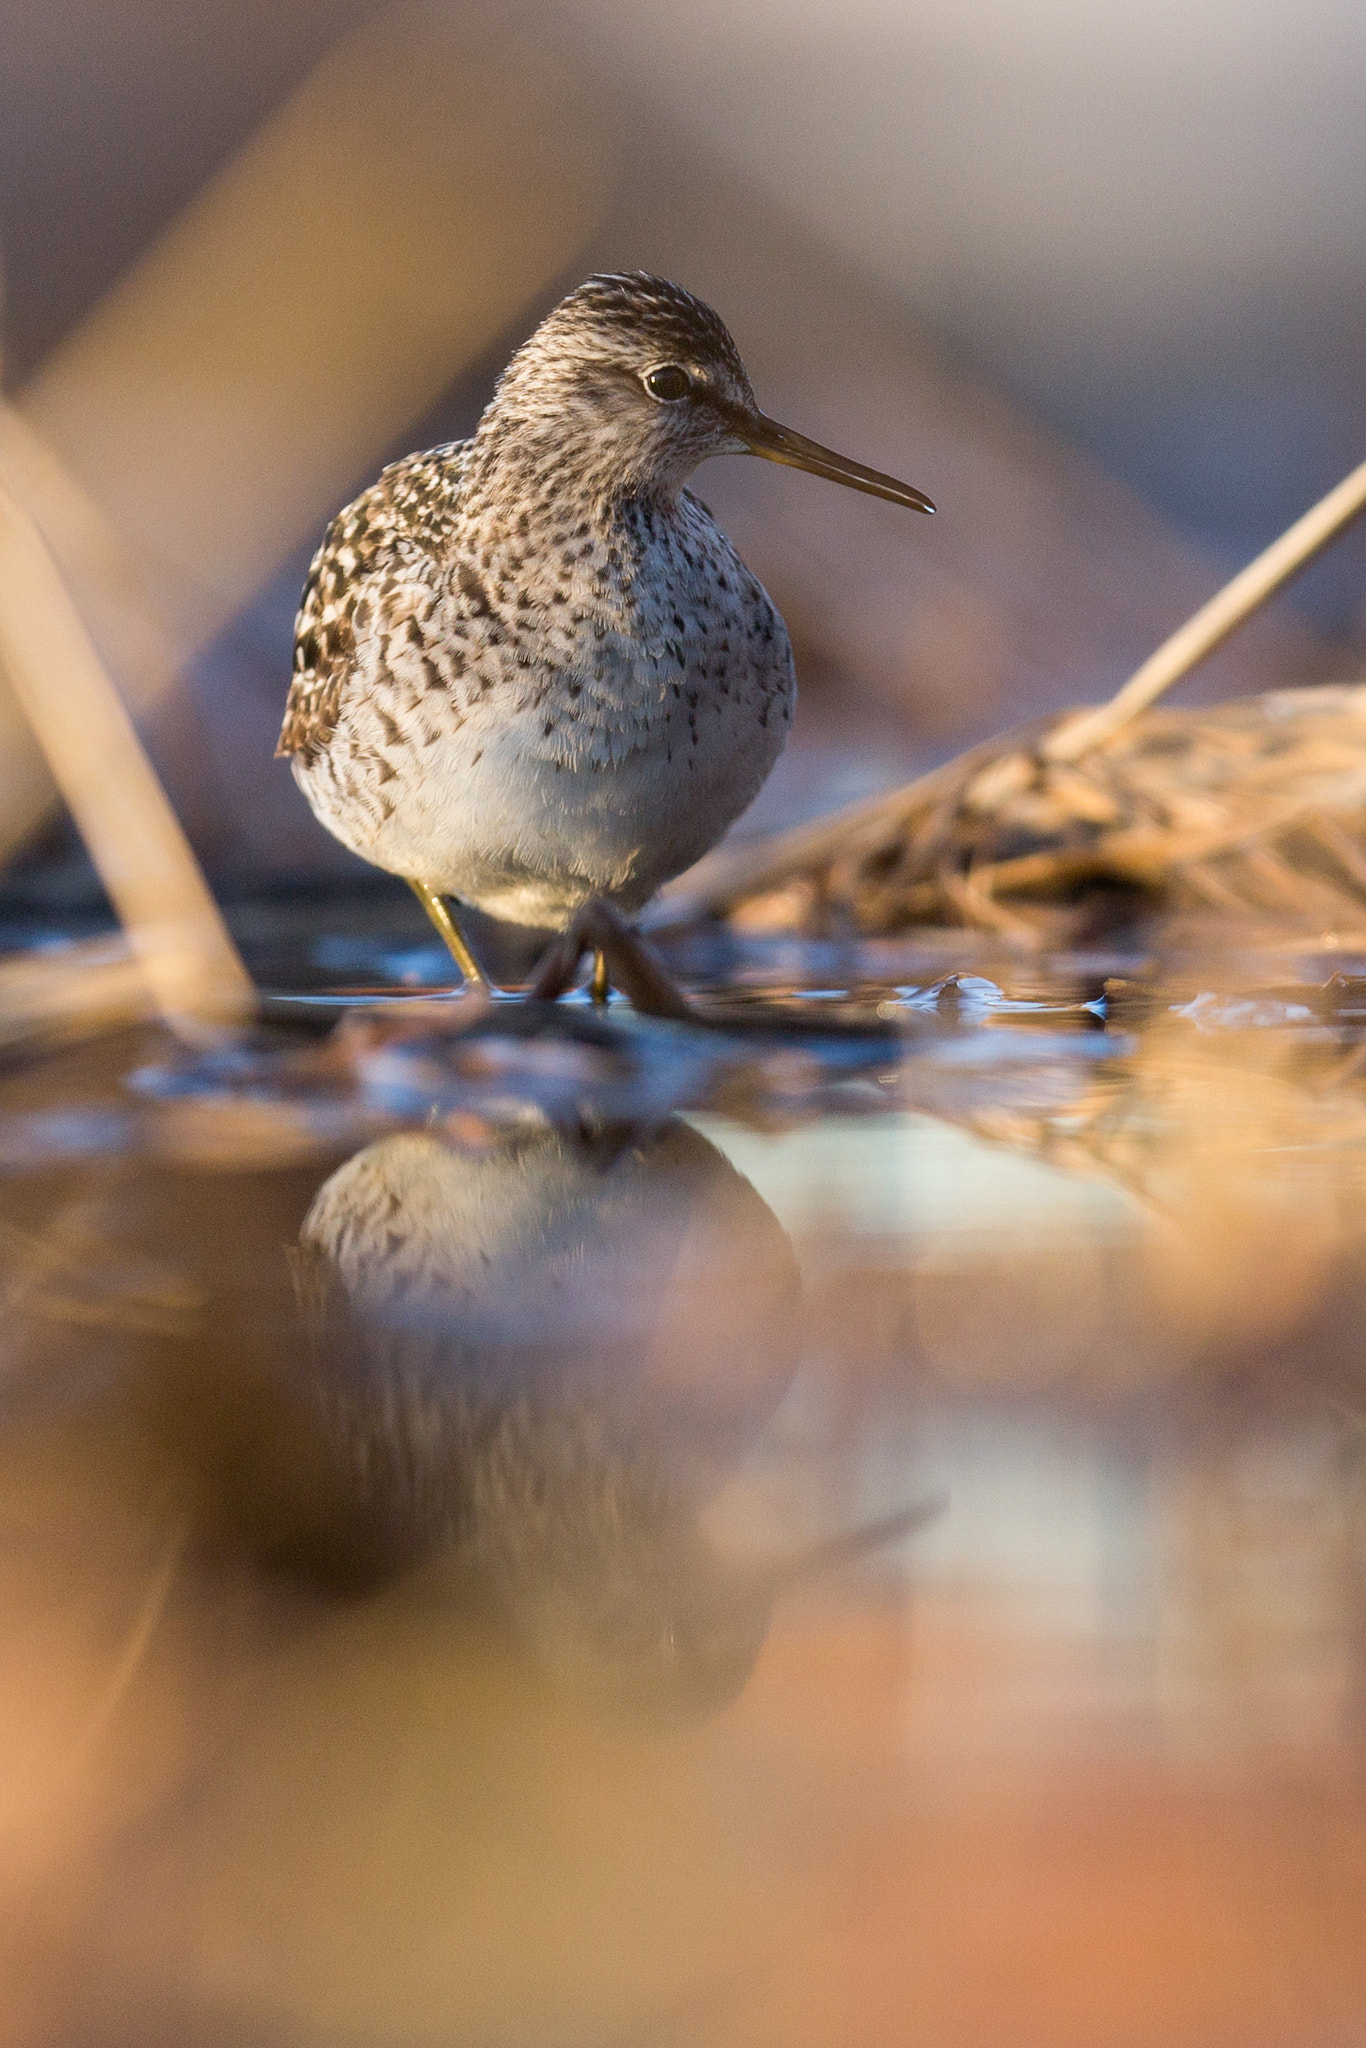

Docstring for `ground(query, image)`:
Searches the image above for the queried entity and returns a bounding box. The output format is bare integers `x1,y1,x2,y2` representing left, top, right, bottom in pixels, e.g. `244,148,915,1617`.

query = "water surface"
3,943,1366,2045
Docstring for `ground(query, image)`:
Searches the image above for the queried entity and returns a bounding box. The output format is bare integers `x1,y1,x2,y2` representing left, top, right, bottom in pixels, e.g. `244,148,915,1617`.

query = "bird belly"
293,650,793,928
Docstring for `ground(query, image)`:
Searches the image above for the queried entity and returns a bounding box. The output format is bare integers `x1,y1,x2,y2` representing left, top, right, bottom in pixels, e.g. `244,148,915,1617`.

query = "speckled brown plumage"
278,272,931,935
278,443,469,763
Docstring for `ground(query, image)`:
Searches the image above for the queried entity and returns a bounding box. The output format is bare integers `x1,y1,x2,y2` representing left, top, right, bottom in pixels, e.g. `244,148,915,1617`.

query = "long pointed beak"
740,412,935,514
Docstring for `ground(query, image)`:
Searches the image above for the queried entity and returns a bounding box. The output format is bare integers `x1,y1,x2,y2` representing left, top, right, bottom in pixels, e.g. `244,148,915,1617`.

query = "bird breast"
294,492,796,923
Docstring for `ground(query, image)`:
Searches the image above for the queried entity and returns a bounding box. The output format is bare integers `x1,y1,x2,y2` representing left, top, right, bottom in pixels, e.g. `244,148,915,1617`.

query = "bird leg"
526,900,691,1019
406,879,486,987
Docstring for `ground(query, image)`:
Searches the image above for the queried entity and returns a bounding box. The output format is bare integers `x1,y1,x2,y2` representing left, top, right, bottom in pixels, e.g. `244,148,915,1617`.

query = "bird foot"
525,901,691,1019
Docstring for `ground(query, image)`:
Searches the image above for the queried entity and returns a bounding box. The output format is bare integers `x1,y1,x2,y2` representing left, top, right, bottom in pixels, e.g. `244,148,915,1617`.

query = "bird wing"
276,442,469,763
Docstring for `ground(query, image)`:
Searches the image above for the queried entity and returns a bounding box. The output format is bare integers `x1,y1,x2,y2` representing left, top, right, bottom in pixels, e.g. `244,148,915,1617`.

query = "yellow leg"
590,947,610,1005
407,879,486,986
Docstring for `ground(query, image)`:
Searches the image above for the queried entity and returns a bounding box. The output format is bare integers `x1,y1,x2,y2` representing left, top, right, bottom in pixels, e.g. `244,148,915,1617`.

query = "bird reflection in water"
287,1116,928,1719
0,1101,933,2041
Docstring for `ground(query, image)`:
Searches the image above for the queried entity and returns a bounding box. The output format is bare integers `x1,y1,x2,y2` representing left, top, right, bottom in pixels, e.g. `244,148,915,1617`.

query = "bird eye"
644,364,692,402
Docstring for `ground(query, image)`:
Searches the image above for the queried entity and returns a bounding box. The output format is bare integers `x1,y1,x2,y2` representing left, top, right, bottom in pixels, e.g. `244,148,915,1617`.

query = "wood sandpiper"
277,272,934,997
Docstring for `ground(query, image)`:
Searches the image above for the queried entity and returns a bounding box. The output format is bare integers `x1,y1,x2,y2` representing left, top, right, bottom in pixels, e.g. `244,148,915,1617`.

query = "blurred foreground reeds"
0,465,252,1032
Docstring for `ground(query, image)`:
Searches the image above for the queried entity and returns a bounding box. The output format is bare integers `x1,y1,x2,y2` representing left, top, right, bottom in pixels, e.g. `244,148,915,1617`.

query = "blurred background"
2,0,1365,917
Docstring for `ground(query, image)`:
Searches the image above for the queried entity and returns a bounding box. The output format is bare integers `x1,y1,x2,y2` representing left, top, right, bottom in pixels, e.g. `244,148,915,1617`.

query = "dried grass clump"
698,685,1366,946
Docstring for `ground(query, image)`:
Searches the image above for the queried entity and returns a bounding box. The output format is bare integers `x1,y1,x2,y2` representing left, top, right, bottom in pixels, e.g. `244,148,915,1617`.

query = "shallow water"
5,938,1366,2046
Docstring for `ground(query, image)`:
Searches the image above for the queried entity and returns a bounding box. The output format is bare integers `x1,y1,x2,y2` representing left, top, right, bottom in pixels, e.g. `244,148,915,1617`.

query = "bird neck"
460,406,684,542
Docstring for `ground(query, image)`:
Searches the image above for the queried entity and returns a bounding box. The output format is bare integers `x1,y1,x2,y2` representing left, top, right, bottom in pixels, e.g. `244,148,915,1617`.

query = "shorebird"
277,271,934,994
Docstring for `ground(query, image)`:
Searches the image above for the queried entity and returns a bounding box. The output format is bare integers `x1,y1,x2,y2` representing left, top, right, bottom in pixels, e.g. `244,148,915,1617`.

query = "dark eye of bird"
643,364,692,402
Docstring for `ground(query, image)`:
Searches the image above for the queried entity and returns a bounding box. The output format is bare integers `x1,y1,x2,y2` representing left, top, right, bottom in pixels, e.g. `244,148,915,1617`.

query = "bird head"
481,270,936,514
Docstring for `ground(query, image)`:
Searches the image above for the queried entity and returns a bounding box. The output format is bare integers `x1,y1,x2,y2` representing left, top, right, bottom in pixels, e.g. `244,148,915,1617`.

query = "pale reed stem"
0,464,254,1031
1044,454,1366,763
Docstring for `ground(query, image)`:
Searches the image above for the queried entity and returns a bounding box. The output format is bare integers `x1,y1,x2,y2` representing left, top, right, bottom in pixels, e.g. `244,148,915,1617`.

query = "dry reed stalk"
0,467,254,1030
0,403,186,868
1044,455,1366,763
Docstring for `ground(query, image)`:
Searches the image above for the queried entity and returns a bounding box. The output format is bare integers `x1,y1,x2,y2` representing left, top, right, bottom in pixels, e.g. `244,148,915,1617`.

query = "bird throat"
455,433,680,631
